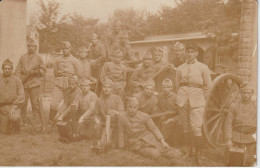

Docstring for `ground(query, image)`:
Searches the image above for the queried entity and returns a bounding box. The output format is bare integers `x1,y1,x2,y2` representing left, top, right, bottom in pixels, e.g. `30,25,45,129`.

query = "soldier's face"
69,82,77,90
175,48,185,58
28,45,37,54
144,86,154,97
241,90,253,102
186,48,198,62
79,50,88,59
127,104,139,117
62,47,70,56
81,84,90,93
162,85,172,95
153,51,163,62
2,65,13,77
113,53,123,64
102,84,112,95
143,57,152,67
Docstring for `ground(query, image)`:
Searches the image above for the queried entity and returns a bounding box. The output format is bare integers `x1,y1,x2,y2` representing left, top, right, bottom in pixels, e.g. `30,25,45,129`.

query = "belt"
180,83,203,88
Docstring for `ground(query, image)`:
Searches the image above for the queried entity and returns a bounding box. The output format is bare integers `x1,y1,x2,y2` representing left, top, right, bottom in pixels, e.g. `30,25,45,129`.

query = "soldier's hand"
78,116,85,124
226,140,233,148
164,118,175,125
94,118,102,129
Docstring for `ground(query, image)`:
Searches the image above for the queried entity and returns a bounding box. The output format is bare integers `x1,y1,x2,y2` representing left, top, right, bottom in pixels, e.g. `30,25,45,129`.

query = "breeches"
21,86,41,121
180,101,204,136
50,85,64,111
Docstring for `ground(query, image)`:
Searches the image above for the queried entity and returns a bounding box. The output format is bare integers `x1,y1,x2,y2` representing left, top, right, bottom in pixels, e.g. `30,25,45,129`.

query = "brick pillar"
237,0,257,83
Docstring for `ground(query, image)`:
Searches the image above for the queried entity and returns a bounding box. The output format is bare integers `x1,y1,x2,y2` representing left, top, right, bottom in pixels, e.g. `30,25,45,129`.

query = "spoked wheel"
203,73,243,148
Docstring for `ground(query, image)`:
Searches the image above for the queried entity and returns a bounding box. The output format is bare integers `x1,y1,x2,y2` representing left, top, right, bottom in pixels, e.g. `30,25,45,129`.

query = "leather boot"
183,132,193,158
49,109,57,122
194,136,202,165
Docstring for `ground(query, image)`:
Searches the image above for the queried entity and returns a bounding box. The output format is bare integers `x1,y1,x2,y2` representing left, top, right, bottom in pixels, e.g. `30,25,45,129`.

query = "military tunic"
51,55,80,111
175,59,212,136
100,62,126,97
135,92,158,115
130,65,155,87
0,74,25,133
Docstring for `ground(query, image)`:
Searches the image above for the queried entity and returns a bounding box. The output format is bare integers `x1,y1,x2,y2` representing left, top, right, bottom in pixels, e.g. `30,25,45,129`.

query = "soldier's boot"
194,136,203,166
183,132,193,158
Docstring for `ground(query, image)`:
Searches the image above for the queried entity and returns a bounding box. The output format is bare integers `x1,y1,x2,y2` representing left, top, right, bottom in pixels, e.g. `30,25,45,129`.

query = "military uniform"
74,90,98,138
0,74,25,133
95,93,125,148
110,42,133,61
176,59,212,136
50,54,81,120
130,65,155,87
225,99,256,165
100,62,126,98
15,53,46,123
135,92,158,115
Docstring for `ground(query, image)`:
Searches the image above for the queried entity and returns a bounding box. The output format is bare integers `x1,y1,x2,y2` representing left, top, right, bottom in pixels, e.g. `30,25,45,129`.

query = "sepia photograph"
0,0,257,166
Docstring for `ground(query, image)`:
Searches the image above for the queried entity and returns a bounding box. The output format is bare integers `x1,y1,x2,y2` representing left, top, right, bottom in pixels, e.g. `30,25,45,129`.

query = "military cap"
127,97,139,107
240,81,254,92
102,79,114,87
79,78,91,86
186,43,198,51
162,78,173,86
174,42,184,50
62,41,71,48
68,76,78,84
154,47,163,53
2,58,13,69
91,33,98,40
27,39,37,46
143,79,155,88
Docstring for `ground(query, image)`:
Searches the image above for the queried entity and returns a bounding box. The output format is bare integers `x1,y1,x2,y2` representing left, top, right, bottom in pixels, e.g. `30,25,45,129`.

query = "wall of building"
0,0,27,67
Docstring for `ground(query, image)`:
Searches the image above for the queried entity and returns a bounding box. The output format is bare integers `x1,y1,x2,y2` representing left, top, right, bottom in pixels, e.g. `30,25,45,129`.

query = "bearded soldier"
0,59,25,134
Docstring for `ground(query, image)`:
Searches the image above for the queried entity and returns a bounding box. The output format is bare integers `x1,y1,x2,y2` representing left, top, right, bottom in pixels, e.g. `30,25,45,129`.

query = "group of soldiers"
0,22,256,166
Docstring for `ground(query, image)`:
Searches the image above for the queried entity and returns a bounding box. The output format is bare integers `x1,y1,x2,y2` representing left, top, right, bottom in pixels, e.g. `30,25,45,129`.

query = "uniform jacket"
225,100,257,143
15,53,46,88
89,42,106,63
157,92,178,113
130,65,155,86
53,55,80,88
78,59,92,79
175,59,212,108
119,110,164,151
0,74,25,106
135,92,158,115
100,62,126,84
74,91,97,117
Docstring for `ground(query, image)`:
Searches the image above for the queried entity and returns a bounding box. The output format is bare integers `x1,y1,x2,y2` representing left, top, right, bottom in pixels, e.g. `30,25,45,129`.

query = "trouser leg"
29,86,42,129
49,86,64,121
245,142,256,166
21,88,30,124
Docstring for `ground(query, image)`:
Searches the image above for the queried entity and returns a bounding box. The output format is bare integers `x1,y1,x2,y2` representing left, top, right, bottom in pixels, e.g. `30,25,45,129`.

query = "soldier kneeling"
224,82,256,166
0,59,25,134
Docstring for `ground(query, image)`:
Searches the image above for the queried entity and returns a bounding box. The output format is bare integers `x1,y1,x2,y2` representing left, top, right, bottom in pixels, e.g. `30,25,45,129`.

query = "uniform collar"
187,59,197,64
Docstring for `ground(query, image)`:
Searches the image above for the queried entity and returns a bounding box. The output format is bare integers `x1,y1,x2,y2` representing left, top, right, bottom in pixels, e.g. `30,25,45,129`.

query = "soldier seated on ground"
0,59,25,134
94,80,125,149
158,78,183,147
118,97,181,159
54,76,81,140
73,78,98,140
224,82,256,166
100,49,126,99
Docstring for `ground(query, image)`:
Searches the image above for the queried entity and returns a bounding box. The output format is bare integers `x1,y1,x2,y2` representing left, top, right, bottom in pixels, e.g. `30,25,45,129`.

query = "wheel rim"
203,73,243,148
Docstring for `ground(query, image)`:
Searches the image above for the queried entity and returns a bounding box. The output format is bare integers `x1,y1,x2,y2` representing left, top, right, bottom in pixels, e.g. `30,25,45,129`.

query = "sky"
27,0,176,24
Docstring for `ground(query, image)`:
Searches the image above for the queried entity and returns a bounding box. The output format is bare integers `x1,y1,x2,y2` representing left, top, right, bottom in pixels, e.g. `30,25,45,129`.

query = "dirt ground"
0,123,227,166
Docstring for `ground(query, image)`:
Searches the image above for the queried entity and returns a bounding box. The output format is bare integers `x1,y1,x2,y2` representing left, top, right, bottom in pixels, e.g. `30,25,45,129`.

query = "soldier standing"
175,43,212,164
224,82,256,166
171,42,186,68
50,41,81,122
77,45,97,84
0,59,25,134
89,33,107,80
15,39,46,128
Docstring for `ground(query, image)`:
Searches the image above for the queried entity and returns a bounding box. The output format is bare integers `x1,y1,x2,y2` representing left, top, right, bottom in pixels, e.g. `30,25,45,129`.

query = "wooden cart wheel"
203,73,243,148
